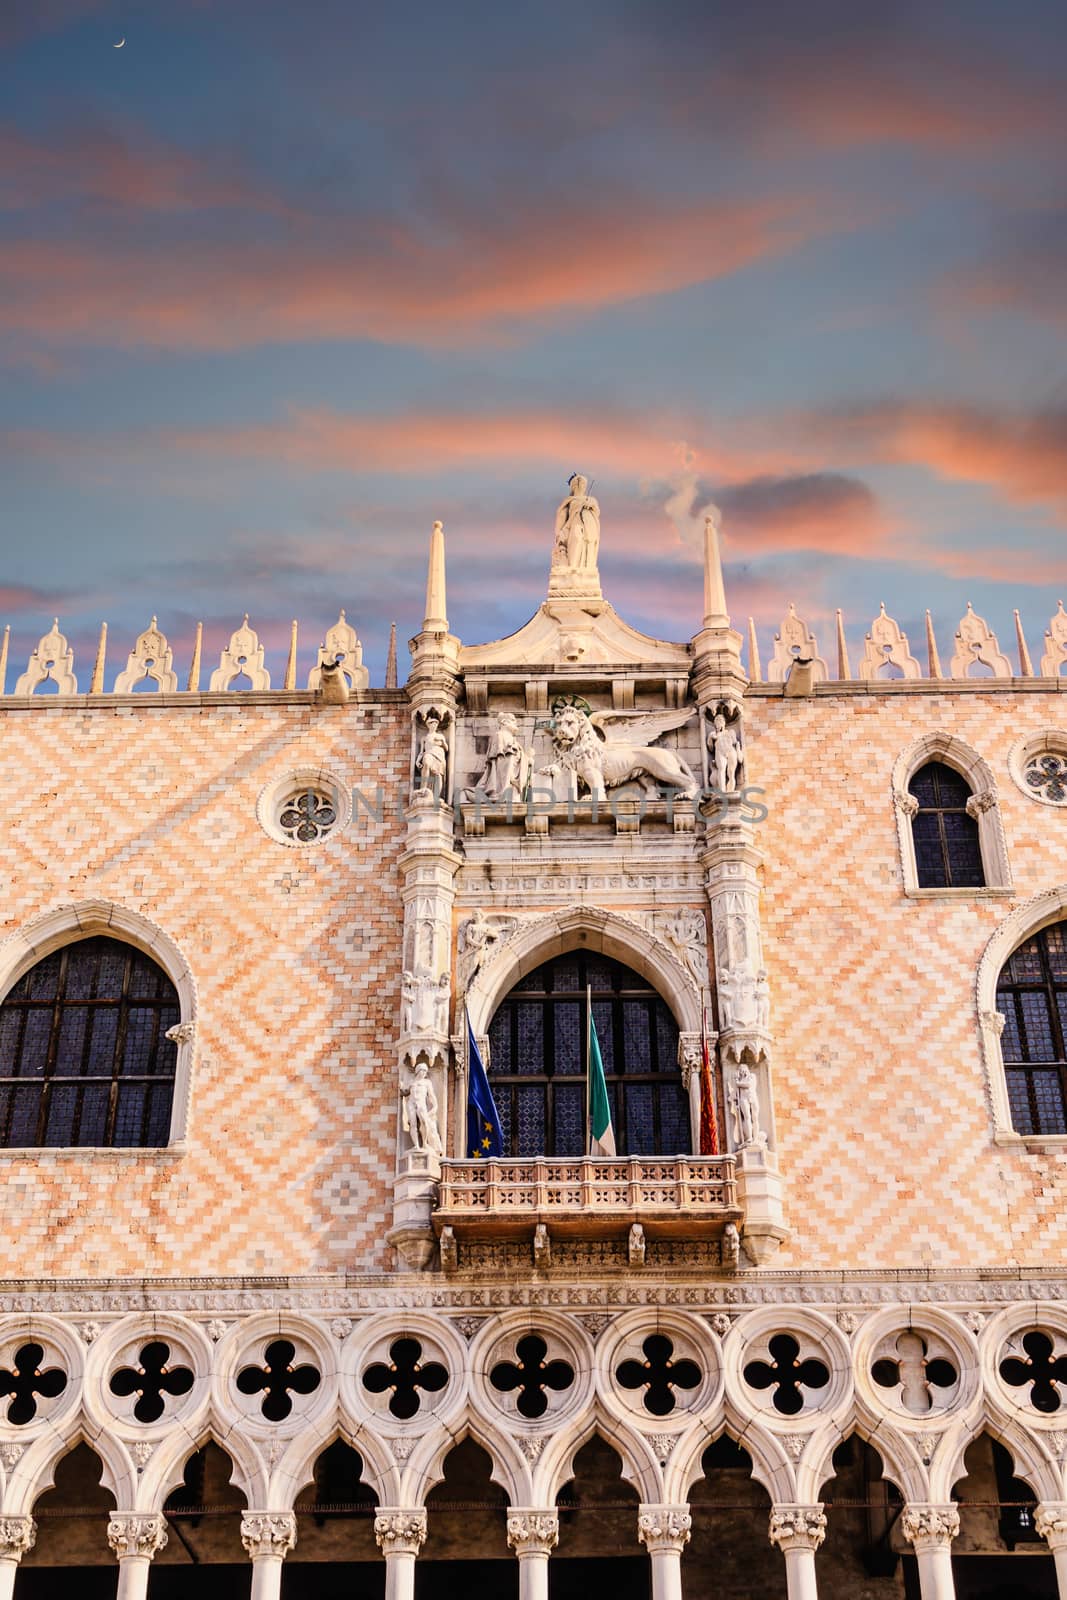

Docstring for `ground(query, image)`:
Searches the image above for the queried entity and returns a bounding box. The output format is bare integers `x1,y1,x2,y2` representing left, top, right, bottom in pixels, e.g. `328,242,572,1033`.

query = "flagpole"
586,983,592,1157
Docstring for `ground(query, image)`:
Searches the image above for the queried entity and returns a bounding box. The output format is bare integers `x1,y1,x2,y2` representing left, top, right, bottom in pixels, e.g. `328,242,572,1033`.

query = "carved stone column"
0,1516,35,1600
107,1513,169,1600
901,1504,959,1600
240,1512,297,1600
638,1503,691,1600
507,1508,559,1600
768,1504,826,1600
375,1508,427,1600
1036,1503,1067,1598
701,791,787,1262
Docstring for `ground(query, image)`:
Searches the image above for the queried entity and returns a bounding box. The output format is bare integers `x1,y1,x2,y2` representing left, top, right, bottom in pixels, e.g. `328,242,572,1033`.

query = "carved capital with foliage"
507,1510,559,1556
901,1504,960,1549
240,1512,297,1560
768,1504,827,1552
638,1504,692,1554
374,1509,427,1556
107,1513,168,1560
0,1516,35,1563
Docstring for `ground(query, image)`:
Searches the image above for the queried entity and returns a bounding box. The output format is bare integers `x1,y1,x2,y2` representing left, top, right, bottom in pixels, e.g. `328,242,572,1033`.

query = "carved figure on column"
465,711,532,801
402,1063,443,1154
729,1060,761,1147
718,963,758,1030
707,702,744,792
755,968,770,1030
401,969,449,1035
553,474,601,572
415,708,450,796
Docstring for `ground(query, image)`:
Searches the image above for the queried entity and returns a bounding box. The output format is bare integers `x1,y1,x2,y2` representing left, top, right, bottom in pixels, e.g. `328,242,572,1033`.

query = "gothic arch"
0,899,199,1145
890,733,1011,894
465,905,703,1039
976,887,1067,1140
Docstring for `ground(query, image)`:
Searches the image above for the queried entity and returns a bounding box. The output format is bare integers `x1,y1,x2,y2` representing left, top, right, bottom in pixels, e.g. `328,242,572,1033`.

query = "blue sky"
1,0,1065,684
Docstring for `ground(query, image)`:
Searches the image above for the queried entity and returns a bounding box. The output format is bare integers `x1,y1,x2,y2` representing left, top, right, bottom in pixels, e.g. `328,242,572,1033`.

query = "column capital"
1036,1502,1067,1549
768,1504,827,1553
240,1511,297,1560
107,1512,169,1560
507,1508,559,1556
900,1503,960,1551
0,1515,35,1562
637,1503,692,1554
375,1508,427,1556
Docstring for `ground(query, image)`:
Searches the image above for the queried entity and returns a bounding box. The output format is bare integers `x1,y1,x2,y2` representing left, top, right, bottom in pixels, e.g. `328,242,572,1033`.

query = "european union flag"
466,1010,504,1160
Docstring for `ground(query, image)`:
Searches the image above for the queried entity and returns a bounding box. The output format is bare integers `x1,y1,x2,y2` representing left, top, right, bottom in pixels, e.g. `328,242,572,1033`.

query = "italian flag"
587,988,617,1157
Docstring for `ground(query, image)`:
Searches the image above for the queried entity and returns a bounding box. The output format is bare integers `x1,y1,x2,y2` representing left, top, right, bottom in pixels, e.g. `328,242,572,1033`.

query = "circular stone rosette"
983,1304,1067,1430
0,1315,84,1439
853,1308,979,1431
213,1313,337,1438
597,1310,722,1432
341,1313,467,1437
84,1314,212,1439
469,1311,593,1434
256,768,352,847
724,1308,852,1430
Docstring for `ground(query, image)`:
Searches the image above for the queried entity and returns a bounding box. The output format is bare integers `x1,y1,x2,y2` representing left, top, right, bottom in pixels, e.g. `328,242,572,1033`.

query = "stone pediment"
459,598,691,671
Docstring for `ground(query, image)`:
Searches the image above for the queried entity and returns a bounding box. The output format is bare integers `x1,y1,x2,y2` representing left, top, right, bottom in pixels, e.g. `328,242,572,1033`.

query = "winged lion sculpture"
537,698,699,800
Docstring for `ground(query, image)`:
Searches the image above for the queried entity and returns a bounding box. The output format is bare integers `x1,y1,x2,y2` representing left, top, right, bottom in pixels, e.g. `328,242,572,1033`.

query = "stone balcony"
433,1155,741,1246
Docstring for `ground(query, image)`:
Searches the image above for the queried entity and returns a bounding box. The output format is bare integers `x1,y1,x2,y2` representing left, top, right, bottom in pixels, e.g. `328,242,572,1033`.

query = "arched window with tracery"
487,951,688,1157
997,920,1067,1136
0,936,180,1148
908,760,984,889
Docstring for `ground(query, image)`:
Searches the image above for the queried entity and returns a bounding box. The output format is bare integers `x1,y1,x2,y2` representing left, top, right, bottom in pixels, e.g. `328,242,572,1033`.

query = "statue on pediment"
553,474,600,573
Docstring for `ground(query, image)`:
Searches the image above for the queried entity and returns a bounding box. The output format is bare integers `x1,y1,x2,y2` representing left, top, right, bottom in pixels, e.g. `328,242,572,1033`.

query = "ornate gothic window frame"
891,734,1012,898
462,906,708,1160
977,887,1067,1147
0,901,198,1154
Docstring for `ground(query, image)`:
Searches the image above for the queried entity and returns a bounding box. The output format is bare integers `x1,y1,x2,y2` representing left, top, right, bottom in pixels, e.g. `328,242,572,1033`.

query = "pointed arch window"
909,761,984,889
997,921,1067,1136
0,936,180,1147
487,951,688,1158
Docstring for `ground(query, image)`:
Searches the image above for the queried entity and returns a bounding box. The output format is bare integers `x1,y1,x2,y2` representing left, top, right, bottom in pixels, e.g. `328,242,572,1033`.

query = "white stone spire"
702,506,729,629
423,520,448,632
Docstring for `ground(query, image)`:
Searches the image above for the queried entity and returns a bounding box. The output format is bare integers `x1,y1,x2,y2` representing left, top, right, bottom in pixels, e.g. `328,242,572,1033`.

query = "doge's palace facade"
0,488,1067,1599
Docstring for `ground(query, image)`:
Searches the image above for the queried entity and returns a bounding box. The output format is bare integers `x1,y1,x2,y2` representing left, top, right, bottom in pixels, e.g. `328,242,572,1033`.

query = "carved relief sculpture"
707,702,745,791
463,711,533,801
659,909,709,987
415,708,450,795
538,697,698,800
729,1061,761,1147
457,909,519,991
401,1063,443,1155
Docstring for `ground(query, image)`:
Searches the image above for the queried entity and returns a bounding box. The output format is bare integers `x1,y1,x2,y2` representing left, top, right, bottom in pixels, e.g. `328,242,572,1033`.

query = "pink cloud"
0,191,828,351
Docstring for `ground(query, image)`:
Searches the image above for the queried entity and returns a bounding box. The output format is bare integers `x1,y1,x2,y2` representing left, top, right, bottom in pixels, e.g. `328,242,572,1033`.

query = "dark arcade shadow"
416,1437,513,1598
949,1432,1056,1600
281,1437,381,1596
554,1433,648,1600
18,1442,116,1593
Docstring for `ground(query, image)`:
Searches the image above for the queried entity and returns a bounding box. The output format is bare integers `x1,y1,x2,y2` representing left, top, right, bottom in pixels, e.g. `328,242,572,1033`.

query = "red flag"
699,1005,719,1155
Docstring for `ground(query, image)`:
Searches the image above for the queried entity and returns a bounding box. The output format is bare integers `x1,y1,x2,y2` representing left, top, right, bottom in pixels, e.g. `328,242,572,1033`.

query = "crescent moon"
114,37,125,47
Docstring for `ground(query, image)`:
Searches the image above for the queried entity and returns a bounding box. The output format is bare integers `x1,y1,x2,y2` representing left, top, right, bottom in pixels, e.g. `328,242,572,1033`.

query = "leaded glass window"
0,937,180,1148
909,761,984,889
487,952,688,1157
998,921,1067,1136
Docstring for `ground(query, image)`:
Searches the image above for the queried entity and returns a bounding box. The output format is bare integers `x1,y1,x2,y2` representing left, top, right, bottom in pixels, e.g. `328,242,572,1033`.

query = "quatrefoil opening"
616,1333,701,1417
490,1334,575,1420
363,1337,448,1421
1000,1330,1067,1415
0,1343,67,1426
236,1339,322,1422
871,1332,957,1415
744,1333,830,1417
109,1340,195,1425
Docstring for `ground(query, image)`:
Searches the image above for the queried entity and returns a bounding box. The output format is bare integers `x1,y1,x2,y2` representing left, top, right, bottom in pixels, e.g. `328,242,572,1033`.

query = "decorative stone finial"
767,604,827,684
14,619,78,696
283,620,298,690
836,609,851,679
209,616,271,691
187,621,203,691
385,621,398,688
89,622,108,694
747,617,762,681
307,610,368,691
925,610,942,678
949,602,1011,678
1041,601,1067,677
113,618,179,693
858,603,921,680
702,505,728,628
